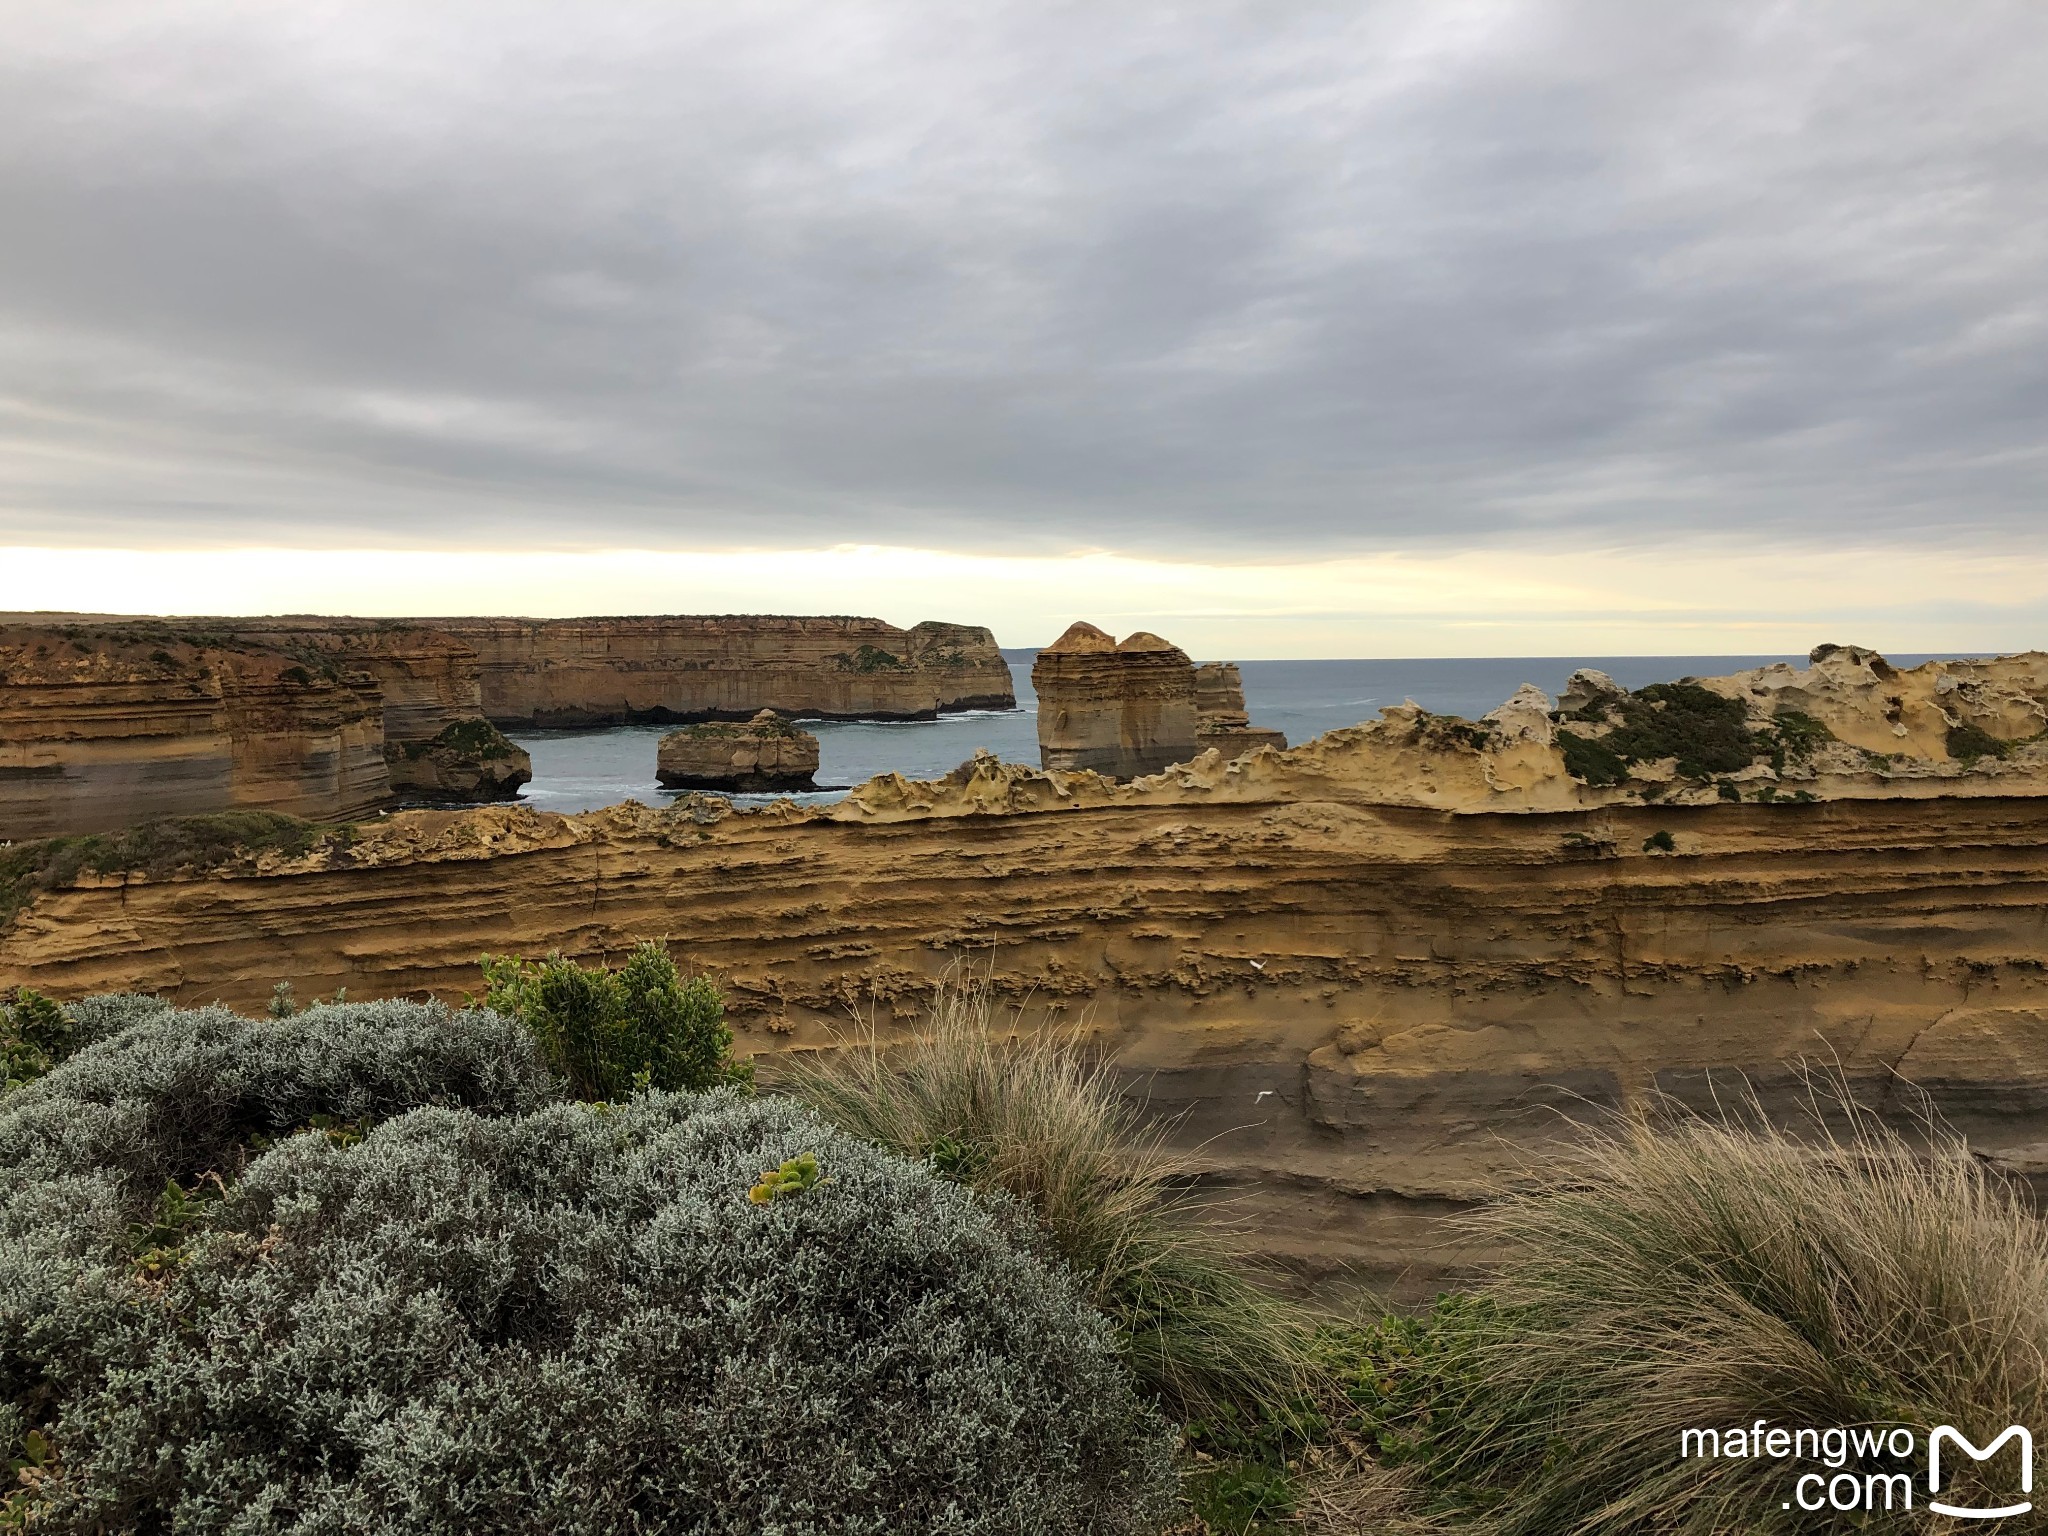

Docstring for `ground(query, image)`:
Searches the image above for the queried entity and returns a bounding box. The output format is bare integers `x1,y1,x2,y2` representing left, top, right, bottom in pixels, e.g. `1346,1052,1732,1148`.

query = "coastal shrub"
1764,709,1834,768
1556,683,1781,786
1,989,71,1091
400,717,522,761
830,643,909,673
1556,731,1627,787
1405,1100,2048,1534
479,942,746,1100
1,1082,1176,1534
0,997,558,1192
1947,721,2014,764
1601,682,1757,781
1,991,169,1093
775,980,1318,1420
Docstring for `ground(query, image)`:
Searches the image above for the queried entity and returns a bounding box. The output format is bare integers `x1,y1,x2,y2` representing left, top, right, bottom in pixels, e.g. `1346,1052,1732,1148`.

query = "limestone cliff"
1031,623,1203,777
427,615,1014,726
1193,662,1288,756
1034,626,1285,777
0,626,388,840
9,646,2047,1291
657,711,820,792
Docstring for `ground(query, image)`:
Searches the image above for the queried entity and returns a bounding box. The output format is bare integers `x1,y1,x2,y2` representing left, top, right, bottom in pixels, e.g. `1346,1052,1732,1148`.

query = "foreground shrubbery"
1324,1102,2048,1535
775,981,1318,1423
1,995,1176,1534
480,942,747,1098
10,978,2046,1535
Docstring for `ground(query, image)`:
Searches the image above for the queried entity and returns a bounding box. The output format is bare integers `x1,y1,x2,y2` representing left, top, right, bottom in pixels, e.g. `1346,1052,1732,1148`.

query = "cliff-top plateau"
0,612,1012,839
8,642,2046,1291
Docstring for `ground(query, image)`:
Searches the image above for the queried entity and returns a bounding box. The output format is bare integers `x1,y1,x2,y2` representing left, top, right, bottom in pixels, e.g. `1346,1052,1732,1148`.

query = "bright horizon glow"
4,542,2043,659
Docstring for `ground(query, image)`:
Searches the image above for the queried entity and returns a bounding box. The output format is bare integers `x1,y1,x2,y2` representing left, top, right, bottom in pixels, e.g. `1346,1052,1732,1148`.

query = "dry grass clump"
1433,1093,2048,1534
773,979,1318,1421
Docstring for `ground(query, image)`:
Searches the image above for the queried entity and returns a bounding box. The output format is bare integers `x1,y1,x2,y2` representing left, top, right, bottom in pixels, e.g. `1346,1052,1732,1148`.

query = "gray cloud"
1,0,2044,557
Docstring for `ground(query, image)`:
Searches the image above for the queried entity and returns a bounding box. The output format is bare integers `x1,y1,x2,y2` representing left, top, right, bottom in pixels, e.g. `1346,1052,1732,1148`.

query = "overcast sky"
2,2,2045,649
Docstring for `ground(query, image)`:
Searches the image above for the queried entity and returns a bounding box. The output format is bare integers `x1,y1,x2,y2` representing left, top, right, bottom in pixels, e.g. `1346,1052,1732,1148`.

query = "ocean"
503,651,1906,816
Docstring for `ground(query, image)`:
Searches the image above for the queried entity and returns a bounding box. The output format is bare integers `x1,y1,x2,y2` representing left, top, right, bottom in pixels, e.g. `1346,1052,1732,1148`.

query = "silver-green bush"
1,1001,1176,1534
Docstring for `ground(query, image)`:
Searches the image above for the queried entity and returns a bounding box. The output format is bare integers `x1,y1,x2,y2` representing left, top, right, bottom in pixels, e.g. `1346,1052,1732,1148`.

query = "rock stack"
656,710,820,792
1032,624,1282,779
1193,662,1287,756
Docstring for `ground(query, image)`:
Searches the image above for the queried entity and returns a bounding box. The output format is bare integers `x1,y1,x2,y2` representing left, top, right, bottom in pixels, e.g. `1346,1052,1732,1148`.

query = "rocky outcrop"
3,607,1009,832
1033,627,1285,777
426,615,1014,726
214,621,532,803
1032,623,1205,778
0,626,389,840
11,647,2048,1293
385,718,533,801
657,711,820,792
1193,662,1287,757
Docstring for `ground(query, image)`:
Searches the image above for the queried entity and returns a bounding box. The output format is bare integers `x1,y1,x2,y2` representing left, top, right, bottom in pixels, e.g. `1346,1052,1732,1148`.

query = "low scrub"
479,942,748,1099
1379,1099,2048,1534
1,999,1176,1534
774,981,1318,1421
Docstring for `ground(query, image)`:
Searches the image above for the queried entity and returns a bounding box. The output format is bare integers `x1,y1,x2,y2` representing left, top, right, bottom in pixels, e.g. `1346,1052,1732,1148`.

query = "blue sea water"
505,651,1900,815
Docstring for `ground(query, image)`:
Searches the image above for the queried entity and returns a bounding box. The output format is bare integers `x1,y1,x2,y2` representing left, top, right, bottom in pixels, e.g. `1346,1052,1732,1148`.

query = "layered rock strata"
1193,662,1288,756
11,646,2048,1291
657,711,820,792
427,616,1014,726
0,626,389,839
2,608,1011,833
1032,623,1205,777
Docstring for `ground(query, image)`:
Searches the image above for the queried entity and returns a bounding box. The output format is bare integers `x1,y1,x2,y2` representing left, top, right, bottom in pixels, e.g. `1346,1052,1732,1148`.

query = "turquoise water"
507,652,1873,815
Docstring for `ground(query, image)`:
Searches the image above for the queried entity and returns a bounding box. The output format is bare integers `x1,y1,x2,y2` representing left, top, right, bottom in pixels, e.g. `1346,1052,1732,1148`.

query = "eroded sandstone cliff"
0,626,389,840
9,646,2045,1290
429,615,1014,726
657,711,820,791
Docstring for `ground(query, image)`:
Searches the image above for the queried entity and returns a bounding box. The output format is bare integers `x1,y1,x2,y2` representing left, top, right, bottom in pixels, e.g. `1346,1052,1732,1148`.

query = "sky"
2,1,2044,654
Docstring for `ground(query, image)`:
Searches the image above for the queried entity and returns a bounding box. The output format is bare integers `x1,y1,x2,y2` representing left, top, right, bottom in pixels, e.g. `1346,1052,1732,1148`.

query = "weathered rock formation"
385,718,533,801
1034,624,1283,778
10,646,2047,1292
657,711,820,792
426,616,1014,726
0,626,390,840
1193,662,1288,756
1,609,1011,834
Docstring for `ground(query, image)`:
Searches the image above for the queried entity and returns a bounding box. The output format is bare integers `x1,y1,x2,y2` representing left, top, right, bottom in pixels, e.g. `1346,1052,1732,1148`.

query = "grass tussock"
1424,1092,2048,1534
773,979,1319,1421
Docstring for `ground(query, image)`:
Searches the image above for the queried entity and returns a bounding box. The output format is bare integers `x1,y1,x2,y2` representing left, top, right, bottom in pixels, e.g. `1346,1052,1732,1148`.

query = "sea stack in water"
657,710,820,792
1033,623,1283,778
1193,662,1287,755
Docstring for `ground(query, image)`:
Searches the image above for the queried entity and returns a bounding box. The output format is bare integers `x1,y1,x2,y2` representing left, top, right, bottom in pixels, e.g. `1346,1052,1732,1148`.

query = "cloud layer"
3,1,2044,558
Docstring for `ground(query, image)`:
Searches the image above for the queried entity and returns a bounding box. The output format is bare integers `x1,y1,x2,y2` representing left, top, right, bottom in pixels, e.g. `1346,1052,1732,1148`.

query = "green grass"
1,812,346,933
771,979,1320,1422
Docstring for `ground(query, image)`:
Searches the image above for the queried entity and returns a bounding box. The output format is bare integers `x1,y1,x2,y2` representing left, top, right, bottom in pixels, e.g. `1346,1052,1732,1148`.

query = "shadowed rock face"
1032,623,1209,778
1033,628,1285,777
12,647,2048,1294
0,626,390,838
1193,662,1287,756
425,615,1014,727
0,611,1008,834
657,710,820,792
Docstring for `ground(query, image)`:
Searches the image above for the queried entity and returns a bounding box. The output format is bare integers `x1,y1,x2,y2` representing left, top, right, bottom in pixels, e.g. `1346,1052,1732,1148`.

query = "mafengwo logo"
1929,1425,2032,1521
1679,1420,2032,1517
